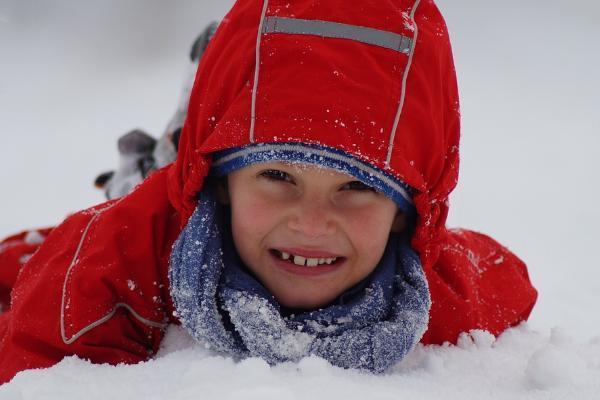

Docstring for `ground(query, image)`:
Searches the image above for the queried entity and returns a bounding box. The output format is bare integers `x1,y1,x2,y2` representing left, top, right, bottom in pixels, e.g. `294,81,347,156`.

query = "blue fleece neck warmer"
169,186,431,373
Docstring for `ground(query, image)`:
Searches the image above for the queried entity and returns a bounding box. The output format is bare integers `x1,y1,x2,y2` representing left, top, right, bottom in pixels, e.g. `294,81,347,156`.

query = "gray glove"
94,22,218,199
94,129,178,199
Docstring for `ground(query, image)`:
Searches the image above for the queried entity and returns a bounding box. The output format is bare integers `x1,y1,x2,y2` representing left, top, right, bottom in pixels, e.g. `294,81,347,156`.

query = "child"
0,0,537,383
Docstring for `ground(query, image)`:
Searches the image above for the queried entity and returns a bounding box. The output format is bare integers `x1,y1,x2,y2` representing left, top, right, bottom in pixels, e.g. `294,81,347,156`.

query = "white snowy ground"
1,1,599,398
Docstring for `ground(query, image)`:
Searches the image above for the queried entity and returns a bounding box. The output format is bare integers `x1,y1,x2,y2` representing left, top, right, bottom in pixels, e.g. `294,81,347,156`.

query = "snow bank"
2,324,598,399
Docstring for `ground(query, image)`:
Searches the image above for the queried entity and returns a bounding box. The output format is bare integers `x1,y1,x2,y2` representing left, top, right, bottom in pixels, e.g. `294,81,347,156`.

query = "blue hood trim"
211,142,415,215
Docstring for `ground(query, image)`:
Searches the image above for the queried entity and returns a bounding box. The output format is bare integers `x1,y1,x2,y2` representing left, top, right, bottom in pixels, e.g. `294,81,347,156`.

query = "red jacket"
0,0,536,383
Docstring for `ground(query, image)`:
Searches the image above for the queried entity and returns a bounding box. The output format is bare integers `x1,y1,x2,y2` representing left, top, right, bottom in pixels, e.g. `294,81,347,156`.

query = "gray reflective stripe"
262,16,413,54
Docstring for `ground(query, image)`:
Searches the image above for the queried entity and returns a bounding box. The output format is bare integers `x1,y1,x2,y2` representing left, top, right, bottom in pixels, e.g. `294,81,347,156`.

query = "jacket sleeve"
0,170,175,384
0,228,53,308
421,229,537,345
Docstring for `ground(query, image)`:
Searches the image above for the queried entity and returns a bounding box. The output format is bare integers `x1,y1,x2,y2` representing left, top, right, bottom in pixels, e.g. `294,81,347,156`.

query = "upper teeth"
279,251,337,267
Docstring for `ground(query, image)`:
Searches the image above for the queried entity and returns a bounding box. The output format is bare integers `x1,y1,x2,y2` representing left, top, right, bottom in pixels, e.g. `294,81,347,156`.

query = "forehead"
238,161,355,179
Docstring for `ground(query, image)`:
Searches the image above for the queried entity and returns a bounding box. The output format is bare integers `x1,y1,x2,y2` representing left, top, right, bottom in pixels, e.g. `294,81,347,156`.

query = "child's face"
225,161,404,310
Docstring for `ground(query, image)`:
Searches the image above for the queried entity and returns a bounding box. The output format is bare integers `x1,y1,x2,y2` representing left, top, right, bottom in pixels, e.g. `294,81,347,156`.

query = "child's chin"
272,289,340,311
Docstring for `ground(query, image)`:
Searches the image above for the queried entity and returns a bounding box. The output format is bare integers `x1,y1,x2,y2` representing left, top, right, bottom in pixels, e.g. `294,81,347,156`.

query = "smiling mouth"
270,249,343,267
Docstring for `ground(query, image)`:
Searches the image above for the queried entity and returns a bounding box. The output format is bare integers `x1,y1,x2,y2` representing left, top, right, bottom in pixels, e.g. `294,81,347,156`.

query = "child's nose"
287,196,337,239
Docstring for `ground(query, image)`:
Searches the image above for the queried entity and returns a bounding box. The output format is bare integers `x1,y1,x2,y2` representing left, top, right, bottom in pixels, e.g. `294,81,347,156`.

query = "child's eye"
341,181,377,192
259,169,294,183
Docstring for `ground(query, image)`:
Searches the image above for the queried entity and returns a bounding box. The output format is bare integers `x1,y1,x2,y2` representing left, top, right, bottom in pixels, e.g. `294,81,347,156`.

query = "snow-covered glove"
95,21,218,200
94,129,171,199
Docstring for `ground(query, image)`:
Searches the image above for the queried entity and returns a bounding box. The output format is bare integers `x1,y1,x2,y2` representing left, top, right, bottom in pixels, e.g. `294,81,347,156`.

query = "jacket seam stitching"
60,201,167,345
385,0,422,168
250,0,270,143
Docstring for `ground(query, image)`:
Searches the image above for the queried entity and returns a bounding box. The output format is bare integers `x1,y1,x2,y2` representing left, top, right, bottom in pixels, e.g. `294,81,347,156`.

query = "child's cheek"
347,204,394,231
345,203,396,250
234,195,279,238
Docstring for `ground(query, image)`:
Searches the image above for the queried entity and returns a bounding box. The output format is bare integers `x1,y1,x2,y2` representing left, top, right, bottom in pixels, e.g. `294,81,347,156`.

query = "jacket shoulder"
0,168,180,384
59,168,178,343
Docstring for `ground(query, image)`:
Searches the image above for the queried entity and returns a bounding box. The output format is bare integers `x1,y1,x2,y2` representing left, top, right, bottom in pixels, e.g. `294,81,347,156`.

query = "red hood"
168,0,460,267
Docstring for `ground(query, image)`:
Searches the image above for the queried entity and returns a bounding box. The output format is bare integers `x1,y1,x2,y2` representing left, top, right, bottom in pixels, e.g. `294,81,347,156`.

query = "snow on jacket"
0,0,536,384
